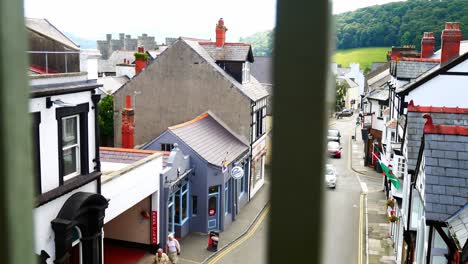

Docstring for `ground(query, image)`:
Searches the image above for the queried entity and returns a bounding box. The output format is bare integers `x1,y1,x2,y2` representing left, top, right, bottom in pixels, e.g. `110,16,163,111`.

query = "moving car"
327,129,341,143
325,164,337,188
339,108,353,117
327,141,342,158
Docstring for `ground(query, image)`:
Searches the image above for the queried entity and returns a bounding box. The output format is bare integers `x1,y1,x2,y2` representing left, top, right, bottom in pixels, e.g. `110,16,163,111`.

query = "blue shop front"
143,111,250,246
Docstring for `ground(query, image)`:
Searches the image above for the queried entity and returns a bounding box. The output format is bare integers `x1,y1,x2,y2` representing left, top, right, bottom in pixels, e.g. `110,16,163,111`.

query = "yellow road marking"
207,204,270,264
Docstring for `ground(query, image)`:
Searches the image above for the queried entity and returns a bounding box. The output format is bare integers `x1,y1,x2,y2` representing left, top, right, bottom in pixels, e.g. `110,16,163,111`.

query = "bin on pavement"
207,231,220,252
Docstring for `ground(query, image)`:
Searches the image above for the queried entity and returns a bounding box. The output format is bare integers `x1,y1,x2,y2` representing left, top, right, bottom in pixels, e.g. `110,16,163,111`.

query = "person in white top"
166,234,180,264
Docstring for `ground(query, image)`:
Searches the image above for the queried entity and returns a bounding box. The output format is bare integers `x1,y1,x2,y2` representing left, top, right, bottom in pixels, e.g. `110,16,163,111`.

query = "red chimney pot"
215,18,227,48
421,31,435,58
441,21,462,65
122,95,135,148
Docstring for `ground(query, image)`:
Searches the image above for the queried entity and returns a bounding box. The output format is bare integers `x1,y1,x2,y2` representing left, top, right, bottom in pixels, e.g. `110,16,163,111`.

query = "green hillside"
333,47,390,71
335,0,468,50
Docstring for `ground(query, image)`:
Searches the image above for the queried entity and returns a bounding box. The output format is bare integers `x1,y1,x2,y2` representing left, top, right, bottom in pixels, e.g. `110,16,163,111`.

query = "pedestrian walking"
166,234,180,264
154,248,170,264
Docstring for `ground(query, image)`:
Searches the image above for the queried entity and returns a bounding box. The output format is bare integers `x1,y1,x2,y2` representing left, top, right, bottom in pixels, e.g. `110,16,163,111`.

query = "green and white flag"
373,145,400,189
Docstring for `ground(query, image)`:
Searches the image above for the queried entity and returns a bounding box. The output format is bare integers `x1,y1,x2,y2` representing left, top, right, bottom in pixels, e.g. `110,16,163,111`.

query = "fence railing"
27,51,80,74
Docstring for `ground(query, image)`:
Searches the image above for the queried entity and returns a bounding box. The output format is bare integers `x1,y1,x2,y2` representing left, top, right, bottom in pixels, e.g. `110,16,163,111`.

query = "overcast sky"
24,0,405,43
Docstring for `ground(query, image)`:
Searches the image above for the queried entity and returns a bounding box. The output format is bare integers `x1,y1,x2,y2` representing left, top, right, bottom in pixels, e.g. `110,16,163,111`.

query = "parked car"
328,129,341,143
325,164,337,188
327,141,342,158
339,109,354,117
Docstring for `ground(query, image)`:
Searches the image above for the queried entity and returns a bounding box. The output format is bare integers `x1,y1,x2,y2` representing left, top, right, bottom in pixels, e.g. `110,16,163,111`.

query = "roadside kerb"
201,201,271,263
350,135,369,264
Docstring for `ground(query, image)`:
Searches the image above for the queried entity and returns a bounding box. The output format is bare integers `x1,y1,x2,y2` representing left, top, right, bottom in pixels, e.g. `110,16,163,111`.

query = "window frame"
56,103,89,185
61,114,81,181
242,62,250,84
161,143,174,152
32,112,42,195
174,182,190,226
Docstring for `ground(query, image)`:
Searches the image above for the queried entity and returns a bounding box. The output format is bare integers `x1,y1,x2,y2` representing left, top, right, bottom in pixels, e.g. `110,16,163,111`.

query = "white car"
325,164,337,188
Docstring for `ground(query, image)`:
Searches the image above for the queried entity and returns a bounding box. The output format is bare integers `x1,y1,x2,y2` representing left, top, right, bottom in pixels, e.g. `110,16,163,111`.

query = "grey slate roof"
423,133,468,222
25,18,80,50
168,112,249,167
98,51,136,73
97,76,129,95
391,60,438,80
251,56,272,84
100,149,153,164
200,43,253,62
406,111,468,171
371,62,387,72
183,39,268,101
100,148,168,166
365,88,389,101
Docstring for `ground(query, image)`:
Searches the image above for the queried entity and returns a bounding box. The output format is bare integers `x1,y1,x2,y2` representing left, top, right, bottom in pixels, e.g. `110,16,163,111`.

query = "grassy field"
333,47,391,70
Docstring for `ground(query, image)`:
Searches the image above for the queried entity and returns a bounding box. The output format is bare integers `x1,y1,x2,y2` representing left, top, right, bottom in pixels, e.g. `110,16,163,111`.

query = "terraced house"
113,18,269,199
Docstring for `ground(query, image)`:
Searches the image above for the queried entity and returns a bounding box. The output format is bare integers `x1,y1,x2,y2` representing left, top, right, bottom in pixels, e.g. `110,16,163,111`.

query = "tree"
98,95,114,146
335,78,347,111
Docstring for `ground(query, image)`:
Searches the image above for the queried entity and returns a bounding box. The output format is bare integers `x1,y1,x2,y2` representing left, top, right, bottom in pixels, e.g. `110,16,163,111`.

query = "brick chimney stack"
122,95,134,148
216,18,227,48
135,46,148,74
441,22,462,65
421,32,435,58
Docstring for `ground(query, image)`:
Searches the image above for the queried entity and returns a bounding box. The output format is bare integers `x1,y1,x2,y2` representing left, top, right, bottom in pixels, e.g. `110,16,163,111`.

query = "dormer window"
242,62,250,84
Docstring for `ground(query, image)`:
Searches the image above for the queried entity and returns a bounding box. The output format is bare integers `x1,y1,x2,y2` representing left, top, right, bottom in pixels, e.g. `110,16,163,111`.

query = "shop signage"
221,159,228,174
151,211,158,245
230,166,244,179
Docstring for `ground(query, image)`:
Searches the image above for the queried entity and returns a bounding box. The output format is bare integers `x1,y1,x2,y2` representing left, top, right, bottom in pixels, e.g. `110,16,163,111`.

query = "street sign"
230,166,244,179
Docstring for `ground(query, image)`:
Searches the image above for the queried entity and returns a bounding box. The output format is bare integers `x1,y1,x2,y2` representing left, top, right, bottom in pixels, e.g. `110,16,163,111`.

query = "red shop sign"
151,211,158,245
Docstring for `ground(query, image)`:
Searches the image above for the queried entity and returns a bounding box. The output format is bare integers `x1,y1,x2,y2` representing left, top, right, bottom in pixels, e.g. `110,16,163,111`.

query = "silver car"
325,164,337,188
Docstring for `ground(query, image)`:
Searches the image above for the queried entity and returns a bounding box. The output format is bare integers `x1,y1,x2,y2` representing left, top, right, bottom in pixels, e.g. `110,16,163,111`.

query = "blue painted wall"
146,130,250,241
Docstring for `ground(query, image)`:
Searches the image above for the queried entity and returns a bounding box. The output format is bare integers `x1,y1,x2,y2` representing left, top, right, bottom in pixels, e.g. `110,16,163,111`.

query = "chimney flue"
135,46,148,74
215,18,227,48
122,95,135,149
421,32,435,58
441,21,462,65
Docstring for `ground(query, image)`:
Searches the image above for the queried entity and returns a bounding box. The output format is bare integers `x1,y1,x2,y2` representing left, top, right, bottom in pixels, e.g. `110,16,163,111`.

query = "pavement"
350,132,397,264
137,168,270,264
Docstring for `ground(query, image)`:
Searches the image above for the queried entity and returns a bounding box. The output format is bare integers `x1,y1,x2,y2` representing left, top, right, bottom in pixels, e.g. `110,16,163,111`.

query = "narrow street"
205,115,383,264
322,115,383,264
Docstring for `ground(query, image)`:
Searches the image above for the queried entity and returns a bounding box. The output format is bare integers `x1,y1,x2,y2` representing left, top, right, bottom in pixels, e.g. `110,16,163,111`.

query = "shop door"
207,186,220,230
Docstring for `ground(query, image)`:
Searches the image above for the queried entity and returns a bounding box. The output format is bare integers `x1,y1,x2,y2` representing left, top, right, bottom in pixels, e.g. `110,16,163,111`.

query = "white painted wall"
406,75,468,108
34,181,97,264
101,155,163,223
345,63,365,95
29,91,96,193
116,65,135,79
30,73,88,87
80,49,101,80
345,86,359,110
370,100,386,132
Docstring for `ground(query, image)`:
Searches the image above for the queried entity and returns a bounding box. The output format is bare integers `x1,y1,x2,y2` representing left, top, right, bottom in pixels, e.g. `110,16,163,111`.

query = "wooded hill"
335,0,468,50
242,0,468,55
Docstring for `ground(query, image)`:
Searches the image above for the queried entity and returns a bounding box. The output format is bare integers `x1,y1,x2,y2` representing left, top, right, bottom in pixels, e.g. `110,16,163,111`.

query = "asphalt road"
211,115,382,264
321,117,363,264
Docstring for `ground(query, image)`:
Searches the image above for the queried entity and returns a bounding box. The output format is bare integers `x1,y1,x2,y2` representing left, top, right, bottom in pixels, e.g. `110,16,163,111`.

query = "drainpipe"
248,100,256,201
91,93,101,172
